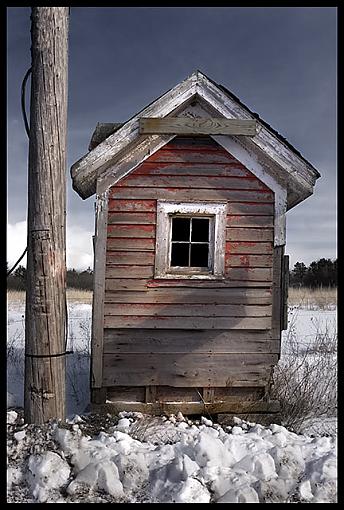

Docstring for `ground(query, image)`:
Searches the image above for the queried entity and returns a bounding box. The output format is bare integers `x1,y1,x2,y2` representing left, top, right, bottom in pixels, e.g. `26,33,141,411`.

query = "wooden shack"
71,71,320,420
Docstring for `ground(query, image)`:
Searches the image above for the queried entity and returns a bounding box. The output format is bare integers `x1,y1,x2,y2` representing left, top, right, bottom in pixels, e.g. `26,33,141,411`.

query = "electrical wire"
7,67,32,278
21,67,32,138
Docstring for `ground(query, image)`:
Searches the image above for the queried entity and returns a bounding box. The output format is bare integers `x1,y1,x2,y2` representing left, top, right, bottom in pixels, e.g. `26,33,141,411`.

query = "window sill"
153,273,225,281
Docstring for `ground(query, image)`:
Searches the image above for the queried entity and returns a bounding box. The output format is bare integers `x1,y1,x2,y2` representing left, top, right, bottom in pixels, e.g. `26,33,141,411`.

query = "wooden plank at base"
102,352,277,387
217,411,281,426
139,117,257,136
145,386,157,403
203,387,215,403
92,399,280,416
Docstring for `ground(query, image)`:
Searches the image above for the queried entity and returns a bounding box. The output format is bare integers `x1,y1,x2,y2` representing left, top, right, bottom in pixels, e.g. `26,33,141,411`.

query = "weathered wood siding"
99,136,280,398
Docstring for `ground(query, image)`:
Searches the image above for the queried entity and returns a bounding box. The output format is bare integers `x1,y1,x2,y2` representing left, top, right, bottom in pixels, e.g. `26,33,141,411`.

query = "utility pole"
24,7,69,423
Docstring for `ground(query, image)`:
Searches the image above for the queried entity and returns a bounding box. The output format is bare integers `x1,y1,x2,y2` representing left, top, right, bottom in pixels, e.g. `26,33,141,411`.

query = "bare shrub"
128,416,182,445
272,310,337,433
66,317,91,415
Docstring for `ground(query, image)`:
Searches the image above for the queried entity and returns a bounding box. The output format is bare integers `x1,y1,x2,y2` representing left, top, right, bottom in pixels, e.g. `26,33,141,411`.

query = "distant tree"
290,262,307,286
303,258,337,288
7,264,27,290
66,268,93,290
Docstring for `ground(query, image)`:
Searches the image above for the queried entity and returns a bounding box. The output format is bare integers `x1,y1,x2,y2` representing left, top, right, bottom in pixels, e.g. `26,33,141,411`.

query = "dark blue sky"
7,7,337,268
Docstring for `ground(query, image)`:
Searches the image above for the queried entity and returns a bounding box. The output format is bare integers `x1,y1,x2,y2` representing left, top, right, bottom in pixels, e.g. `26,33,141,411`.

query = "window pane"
172,217,190,241
171,243,189,266
191,218,209,242
190,244,209,267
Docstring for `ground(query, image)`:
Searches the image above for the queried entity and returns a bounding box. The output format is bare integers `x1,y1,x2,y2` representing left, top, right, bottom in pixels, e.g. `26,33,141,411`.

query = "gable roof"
71,70,320,208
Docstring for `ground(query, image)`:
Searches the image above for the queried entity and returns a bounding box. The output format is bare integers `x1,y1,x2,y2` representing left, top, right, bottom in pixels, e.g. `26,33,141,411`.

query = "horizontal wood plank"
105,266,154,278
227,202,274,216
103,329,279,354
106,251,155,265
227,241,273,255
226,228,274,242
156,386,203,403
104,315,272,329
118,175,269,191
227,215,273,228
104,303,272,317
93,400,280,415
107,212,156,225
110,187,274,202
102,353,277,387
225,268,272,281
226,254,273,267
140,147,239,165
134,162,252,178
139,117,257,136
106,386,146,402
107,224,155,238
108,199,156,213
105,268,271,282
107,237,155,251
106,278,273,291
104,288,273,305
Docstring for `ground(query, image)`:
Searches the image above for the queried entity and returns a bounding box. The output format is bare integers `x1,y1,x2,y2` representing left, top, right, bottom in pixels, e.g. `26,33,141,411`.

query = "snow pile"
7,411,337,503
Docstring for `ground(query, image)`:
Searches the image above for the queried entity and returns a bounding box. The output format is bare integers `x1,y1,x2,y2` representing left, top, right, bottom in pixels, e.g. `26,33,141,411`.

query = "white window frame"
155,201,227,279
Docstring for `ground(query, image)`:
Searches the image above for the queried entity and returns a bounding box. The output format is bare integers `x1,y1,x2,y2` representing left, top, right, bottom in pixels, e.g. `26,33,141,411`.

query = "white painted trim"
71,72,198,198
71,70,319,204
155,201,227,279
212,135,287,246
196,73,319,188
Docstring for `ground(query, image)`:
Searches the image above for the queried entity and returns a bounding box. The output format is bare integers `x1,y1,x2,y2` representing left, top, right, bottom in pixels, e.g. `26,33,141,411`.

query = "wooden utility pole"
24,7,69,423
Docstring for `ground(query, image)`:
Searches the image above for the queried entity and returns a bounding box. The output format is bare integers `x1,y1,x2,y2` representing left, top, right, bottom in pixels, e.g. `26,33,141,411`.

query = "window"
155,201,227,279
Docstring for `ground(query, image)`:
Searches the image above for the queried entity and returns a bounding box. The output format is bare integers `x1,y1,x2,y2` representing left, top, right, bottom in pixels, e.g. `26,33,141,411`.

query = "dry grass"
288,287,337,309
7,288,93,304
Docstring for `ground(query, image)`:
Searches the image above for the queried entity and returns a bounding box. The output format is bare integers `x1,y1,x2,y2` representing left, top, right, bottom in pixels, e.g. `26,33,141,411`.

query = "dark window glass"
171,218,190,241
171,243,189,266
190,244,209,267
191,218,209,242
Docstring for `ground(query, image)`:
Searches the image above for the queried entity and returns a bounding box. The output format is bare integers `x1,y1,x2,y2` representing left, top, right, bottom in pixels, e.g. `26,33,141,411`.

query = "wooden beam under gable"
139,117,257,136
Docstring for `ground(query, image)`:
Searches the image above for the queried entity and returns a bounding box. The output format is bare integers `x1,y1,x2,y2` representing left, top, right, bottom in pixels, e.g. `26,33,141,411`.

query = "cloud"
66,224,94,270
7,221,27,269
7,221,94,271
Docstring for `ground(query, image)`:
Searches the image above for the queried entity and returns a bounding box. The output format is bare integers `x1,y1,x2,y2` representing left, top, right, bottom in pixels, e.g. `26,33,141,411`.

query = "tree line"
7,266,94,291
289,258,337,288
7,257,337,290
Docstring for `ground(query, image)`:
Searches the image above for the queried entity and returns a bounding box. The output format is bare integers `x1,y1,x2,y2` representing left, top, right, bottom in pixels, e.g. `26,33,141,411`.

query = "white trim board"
71,70,320,206
212,135,287,246
155,201,227,278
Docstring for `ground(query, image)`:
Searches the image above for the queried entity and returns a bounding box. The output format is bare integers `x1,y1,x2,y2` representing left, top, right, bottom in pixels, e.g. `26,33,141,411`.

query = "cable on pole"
21,67,32,138
7,67,32,277
7,247,28,277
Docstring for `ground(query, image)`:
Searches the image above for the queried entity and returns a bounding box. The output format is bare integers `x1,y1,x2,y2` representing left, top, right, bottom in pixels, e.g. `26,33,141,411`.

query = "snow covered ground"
7,298,337,503
7,410,337,503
